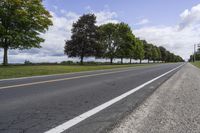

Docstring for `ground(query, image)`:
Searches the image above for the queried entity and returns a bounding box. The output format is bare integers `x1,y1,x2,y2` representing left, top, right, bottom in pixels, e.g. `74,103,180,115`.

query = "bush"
24,60,33,65
60,61,75,65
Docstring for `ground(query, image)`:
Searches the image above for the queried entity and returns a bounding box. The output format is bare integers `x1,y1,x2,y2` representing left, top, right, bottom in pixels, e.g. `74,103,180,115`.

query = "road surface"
0,63,183,133
111,63,200,133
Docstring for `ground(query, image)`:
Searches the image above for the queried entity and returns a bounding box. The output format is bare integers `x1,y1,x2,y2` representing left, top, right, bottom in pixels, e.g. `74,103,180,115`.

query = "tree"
189,55,193,62
134,38,144,64
159,46,167,62
64,14,99,64
156,47,161,62
170,53,175,62
115,23,134,64
0,0,52,65
175,55,184,62
98,23,118,64
189,48,200,62
165,51,171,62
143,41,153,63
152,46,159,62
129,35,136,64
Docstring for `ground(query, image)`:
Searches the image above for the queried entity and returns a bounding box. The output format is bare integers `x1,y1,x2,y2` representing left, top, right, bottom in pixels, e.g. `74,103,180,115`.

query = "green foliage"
24,60,33,65
152,46,159,62
64,14,100,64
189,48,200,62
64,14,184,64
98,23,118,63
191,61,200,68
143,41,153,63
115,23,134,64
159,46,167,62
0,0,53,65
156,47,161,61
164,51,183,62
99,22,135,64
134,38,144,63
60,61,75,65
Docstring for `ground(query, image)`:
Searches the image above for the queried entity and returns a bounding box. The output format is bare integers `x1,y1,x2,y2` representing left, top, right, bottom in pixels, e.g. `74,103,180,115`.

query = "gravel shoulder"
111,63,200,133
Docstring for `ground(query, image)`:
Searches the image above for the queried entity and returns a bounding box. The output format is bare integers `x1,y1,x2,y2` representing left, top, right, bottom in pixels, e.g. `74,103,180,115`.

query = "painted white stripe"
44,64,184,133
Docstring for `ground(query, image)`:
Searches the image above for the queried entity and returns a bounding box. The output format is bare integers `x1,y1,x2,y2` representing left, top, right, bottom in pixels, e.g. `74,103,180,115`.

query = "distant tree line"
65,14,184,64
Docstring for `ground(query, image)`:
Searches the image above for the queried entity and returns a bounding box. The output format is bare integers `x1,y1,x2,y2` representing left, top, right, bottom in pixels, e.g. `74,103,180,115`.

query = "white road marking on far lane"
44,64,184,133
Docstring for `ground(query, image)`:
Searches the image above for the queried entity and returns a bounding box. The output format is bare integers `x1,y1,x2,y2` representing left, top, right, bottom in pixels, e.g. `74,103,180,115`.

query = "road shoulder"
111,63,200,133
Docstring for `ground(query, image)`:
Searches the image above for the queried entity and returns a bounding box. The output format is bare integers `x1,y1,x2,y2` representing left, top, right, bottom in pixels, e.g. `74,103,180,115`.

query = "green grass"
0,64,153,80
191,61,200,68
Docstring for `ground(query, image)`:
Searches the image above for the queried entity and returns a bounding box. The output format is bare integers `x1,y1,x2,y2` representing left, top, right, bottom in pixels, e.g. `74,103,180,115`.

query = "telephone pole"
194,44,196,62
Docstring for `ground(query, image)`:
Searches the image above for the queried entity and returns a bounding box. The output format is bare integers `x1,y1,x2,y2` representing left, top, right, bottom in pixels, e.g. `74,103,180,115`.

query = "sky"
1,0,200,63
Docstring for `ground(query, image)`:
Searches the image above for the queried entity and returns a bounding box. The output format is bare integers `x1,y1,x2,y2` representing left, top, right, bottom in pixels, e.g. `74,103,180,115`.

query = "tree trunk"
80,45,84,65
140,59,142,64
3,47,8,66
121,58,123,64
130,58,132,64
80,55,84,65
110,57,113,64
148,59,150,64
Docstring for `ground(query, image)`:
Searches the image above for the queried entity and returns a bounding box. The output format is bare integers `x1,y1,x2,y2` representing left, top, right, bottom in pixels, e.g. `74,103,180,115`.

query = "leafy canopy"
0,0,53,49
134,38,144,60
115,23,134,59
64,14,99,63
98,23,118,60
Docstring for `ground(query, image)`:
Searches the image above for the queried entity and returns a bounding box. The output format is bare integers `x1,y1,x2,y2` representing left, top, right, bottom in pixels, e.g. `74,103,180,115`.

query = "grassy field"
0,64,153,80
191,61,200,68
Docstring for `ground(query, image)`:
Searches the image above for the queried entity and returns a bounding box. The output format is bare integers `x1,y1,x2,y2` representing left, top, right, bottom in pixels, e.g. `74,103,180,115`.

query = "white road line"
44,64,184,133
0,68,145,90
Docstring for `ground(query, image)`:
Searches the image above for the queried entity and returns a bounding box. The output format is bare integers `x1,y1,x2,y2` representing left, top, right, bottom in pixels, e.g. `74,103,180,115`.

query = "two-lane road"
0,63,184,133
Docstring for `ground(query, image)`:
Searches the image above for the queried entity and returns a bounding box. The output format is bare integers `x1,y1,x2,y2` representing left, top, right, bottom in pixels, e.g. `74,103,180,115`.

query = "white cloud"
179,4,200,29
65,11,79,19
85,6,92,11
135,18,150,25
60,9,66,14
134,3,200,61
95,11,118,25
134,25,200,61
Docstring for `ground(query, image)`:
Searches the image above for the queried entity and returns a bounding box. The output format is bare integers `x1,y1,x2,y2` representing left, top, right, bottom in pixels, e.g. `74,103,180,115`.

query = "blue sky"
1,0,200,63
44,0,200,28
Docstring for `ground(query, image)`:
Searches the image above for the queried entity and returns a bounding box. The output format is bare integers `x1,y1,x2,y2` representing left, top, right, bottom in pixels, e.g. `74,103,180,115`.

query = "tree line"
0,1,184,66
65,14,184,64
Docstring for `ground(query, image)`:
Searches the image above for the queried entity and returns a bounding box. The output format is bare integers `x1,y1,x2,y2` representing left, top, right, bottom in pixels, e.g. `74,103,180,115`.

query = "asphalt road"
0,63,183,133
111,63,200,133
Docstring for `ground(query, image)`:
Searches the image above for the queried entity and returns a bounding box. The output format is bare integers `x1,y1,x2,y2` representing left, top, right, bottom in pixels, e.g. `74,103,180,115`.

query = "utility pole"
194,44,196,62
198,44,200,53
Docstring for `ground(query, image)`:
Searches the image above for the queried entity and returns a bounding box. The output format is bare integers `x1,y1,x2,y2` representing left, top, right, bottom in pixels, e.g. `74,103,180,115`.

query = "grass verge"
0,64,153,80
191,61,200,68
